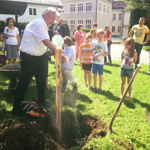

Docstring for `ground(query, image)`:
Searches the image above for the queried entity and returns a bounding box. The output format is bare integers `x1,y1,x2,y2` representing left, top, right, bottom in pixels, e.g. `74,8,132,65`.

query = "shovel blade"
146,108,150,125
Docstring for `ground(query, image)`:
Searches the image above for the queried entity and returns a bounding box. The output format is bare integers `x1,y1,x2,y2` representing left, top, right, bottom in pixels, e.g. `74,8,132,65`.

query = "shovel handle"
108,64,141,133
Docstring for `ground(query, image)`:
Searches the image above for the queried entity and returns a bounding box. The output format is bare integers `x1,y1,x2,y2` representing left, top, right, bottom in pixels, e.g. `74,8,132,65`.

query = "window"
112,26,115,32
86,3,92,11
70,4,75,12
29,8,32,15
117,2,120,6
118,26,121,32
78,20,83,25
113,14,116,20
107,6,109,13
29,8,36,15
86,20,91,28
70,20,75,31
103,5,105,12
78,4,83,11
119,14,122,20
99,3,101,11
33,8,36,15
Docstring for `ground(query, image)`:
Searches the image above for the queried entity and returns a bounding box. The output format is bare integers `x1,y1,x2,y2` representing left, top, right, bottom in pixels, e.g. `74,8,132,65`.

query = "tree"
123,0,150,19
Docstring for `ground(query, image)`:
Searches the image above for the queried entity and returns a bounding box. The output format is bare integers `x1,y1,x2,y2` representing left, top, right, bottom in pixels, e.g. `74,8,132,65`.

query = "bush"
73,28,91,35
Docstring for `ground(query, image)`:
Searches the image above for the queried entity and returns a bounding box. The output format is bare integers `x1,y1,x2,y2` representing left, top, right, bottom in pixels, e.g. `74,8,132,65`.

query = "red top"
105,31,111,46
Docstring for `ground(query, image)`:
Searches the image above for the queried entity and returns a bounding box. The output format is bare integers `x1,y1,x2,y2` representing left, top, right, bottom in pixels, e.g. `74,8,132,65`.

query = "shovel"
146,108,150,125
108,64,141,134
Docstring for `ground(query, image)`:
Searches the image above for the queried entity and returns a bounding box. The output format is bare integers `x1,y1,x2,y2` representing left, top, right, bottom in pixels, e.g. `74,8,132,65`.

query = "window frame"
70,4,75,12
86,3,92,11
99,3,101,11
103,5,105,12
112,26,115,32
70,20,76,31
78,4,83,12
118,26,121,32
107,6,109,13
78,20,83,25
113,14,116,20
86,20,91,29
119,14,122,20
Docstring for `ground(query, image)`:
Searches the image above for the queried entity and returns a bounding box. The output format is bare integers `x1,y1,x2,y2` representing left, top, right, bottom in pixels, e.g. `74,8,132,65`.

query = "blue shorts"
92,63,103,75
120,68,133,78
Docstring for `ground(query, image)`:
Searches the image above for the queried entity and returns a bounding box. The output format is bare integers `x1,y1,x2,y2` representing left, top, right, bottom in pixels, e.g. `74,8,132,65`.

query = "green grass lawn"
0,60,150,150
142,46,150,51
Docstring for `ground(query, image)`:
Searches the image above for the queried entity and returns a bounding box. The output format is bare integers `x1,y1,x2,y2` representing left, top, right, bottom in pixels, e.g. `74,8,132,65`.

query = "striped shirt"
79,43,93,64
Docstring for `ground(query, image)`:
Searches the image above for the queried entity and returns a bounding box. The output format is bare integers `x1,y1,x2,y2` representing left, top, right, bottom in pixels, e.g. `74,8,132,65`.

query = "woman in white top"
4,17,20,64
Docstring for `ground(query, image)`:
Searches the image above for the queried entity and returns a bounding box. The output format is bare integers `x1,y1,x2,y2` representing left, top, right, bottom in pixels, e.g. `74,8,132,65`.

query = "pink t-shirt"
74,30,85,56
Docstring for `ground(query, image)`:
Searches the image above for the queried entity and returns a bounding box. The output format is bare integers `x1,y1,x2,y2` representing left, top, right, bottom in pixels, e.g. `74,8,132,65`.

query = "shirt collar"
40,17,48,30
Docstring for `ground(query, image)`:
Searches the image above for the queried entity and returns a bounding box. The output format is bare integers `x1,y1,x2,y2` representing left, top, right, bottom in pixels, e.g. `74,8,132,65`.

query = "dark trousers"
135,43,143,69
104,46,111,64
13,51,46,111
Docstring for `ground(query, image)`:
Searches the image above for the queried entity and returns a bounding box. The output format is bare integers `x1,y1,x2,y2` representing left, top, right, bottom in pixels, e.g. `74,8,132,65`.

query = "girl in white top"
90,28,97,42
120,37,137,100
4,17,20,64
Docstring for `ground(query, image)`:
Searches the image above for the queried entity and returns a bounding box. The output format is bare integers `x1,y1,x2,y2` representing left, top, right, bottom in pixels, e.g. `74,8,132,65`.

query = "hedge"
0,20,70,37
73,28,91,35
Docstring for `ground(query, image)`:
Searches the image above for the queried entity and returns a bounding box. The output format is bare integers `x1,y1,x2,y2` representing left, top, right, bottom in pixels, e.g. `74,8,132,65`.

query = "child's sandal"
127,96,131,100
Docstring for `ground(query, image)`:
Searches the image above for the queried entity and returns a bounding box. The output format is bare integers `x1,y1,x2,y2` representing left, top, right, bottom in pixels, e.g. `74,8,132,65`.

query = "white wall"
0,4,58,22
111,9,123,35
60,0,97,36
97,0,112,30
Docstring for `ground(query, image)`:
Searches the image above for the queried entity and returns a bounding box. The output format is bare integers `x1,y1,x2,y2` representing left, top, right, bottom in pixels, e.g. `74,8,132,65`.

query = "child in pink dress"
74,24,85,62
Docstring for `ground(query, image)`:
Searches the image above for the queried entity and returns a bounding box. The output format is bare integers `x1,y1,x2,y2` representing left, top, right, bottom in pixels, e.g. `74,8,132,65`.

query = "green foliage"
123,0,150,20
128,9,150,45
49,23,70,36
73,28,91,35
0,20,29,33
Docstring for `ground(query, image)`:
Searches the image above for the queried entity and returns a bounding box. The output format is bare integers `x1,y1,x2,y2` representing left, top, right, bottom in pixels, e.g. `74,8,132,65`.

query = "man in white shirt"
12,7,60,117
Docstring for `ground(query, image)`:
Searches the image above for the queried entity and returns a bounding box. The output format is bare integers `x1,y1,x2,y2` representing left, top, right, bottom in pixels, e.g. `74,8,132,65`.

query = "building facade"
0,0,62,22
60,0,130,37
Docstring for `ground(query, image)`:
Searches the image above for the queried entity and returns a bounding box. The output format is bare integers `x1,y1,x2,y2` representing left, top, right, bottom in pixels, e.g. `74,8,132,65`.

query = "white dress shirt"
20,17,49,56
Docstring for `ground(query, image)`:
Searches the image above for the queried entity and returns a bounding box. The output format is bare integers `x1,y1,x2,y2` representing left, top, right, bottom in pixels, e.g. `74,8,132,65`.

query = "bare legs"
121,76,132,99
83,70,92,89
8,59,17,64
93,74,103,89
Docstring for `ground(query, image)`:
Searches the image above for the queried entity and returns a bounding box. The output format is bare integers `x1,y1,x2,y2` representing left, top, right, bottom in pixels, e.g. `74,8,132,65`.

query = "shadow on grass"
103,69,112,74
139,71,150,76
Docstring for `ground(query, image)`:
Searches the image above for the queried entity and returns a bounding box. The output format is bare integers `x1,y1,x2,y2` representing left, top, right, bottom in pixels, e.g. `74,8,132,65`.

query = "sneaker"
127,96,131,101
94,87,97,93
97,88,102,93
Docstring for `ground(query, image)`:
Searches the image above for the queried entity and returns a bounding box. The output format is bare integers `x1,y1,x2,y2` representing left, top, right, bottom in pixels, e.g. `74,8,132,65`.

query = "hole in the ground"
0,111,106,150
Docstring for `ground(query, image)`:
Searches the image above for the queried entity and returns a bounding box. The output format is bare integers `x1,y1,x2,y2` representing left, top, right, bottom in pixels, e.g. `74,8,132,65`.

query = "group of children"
61,29,150,100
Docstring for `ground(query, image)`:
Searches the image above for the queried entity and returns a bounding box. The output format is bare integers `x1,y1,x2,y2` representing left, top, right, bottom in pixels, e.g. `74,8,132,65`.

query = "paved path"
72,44,149,65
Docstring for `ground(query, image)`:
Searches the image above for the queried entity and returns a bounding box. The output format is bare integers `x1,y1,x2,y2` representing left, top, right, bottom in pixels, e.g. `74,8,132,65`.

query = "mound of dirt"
0,119,65,150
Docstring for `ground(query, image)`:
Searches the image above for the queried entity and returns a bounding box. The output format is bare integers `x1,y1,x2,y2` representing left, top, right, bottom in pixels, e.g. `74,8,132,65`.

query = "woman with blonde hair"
90,28,97,42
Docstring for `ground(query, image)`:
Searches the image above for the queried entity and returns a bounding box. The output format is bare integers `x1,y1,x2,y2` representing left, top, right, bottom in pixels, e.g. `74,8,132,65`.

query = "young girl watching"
79,33,93,90
90,28,97,42
120,37,137,100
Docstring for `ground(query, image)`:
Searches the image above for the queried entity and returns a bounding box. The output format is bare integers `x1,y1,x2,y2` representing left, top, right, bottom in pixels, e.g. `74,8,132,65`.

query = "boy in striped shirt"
79,33,93,90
